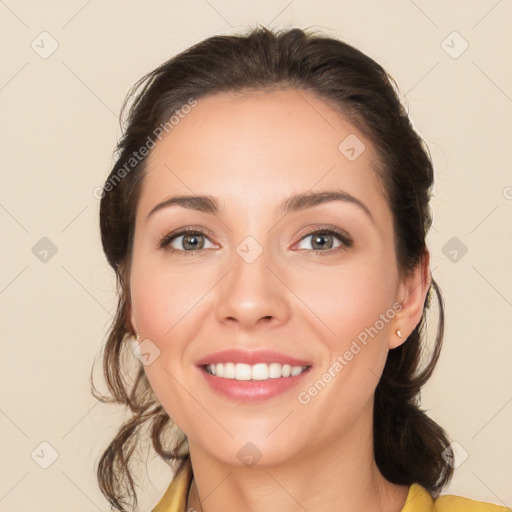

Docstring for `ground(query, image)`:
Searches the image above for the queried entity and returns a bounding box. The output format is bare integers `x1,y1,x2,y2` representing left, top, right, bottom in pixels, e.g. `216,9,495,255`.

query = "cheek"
299,252,397,341
294,259,397,421
130,254,207,342
299,252,397,404
130,260,203,430
129,258,215,403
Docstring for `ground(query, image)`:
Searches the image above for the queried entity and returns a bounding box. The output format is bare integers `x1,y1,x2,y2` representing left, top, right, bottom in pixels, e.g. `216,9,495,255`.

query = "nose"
214,247,291,331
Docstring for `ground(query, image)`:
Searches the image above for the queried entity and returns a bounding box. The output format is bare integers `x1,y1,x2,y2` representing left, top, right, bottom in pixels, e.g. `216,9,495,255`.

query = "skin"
129,88,431,512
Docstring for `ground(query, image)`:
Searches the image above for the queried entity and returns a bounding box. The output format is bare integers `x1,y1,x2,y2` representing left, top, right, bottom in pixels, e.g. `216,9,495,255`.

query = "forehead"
138,88,390,229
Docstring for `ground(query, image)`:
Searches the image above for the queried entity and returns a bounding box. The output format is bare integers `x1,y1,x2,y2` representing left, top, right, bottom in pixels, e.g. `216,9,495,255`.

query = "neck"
186,401,409,512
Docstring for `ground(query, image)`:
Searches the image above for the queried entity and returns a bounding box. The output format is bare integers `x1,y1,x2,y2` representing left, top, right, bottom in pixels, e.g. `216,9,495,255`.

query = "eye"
158,226,353,256
158,228,216,255
296,227,353,254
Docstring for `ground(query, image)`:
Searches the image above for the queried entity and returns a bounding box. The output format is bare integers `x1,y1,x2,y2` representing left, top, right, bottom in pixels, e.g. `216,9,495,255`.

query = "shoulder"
403,483,511,512
434,492,511,512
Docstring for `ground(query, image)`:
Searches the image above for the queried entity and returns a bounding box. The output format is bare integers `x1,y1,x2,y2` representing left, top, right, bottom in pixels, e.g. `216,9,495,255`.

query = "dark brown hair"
92,25,453,511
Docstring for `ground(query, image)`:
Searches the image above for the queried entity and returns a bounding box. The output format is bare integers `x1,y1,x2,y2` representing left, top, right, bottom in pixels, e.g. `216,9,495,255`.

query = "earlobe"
389,327,407,350
389,249,431,349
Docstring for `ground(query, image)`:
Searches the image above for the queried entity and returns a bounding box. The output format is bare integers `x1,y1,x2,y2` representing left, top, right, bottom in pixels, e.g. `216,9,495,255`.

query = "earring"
136,333,140,342
395,329,403,338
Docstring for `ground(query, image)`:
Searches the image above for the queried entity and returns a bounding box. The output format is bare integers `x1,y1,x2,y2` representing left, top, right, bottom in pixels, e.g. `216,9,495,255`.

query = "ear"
389,248,431,349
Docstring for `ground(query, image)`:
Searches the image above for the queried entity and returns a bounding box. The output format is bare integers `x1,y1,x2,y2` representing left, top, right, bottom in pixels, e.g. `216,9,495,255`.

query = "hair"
92,25,454,511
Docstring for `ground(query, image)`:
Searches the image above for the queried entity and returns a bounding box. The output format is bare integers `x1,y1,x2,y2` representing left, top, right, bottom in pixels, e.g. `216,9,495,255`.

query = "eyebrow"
145,189,374,224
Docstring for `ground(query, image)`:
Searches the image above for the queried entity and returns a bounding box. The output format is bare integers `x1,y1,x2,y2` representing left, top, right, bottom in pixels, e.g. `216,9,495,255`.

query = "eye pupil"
183,234,203,250
312,234,333,250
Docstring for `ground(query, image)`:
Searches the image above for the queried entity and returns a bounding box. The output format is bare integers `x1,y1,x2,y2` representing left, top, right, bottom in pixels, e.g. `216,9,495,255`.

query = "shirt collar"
151,458,435,512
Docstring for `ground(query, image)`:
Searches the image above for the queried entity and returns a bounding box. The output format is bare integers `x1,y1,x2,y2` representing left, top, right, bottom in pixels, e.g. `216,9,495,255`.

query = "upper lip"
195,349,312,367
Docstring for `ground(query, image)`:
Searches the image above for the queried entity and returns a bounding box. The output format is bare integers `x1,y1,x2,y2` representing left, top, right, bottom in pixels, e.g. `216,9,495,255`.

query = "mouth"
197,362,312,402
195,348,313,402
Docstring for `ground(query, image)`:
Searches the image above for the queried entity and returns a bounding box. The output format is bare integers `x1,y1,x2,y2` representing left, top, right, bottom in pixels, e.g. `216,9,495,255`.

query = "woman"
93,27,510,512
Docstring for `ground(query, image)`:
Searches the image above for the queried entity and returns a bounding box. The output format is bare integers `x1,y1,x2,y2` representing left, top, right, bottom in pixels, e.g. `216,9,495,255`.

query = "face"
129,88,415,468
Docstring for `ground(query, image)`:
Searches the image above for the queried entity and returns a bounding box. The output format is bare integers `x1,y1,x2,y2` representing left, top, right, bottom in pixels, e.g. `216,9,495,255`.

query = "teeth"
290,365,303,376
251,363,268,380
268,363,283,378
224,362,235,378
205,362,308,380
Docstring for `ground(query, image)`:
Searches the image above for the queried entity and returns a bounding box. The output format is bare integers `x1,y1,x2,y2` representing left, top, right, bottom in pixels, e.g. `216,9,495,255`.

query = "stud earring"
395,329,403,338
136,333,140,342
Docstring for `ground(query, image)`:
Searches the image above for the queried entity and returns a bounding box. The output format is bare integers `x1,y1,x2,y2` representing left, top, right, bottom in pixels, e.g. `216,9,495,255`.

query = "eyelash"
158,226,353,256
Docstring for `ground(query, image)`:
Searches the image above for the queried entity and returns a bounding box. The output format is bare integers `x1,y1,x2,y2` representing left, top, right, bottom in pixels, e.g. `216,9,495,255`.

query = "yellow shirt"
152,458,511,512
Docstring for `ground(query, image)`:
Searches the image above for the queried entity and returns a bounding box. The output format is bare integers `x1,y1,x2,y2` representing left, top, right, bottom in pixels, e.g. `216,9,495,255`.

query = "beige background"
1,1,511,510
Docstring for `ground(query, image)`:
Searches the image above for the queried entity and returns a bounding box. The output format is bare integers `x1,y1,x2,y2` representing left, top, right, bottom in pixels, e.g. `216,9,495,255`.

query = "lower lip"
198,366,312,402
